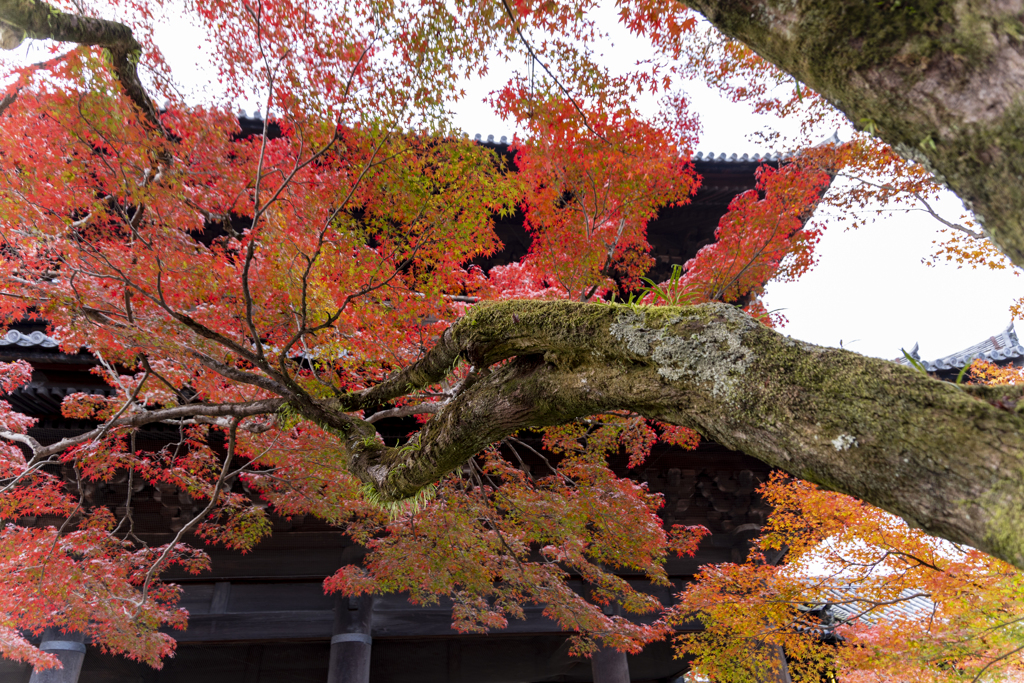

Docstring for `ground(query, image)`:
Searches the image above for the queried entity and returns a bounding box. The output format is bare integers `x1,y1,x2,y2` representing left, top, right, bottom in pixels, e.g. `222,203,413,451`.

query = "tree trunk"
683,0,1024,269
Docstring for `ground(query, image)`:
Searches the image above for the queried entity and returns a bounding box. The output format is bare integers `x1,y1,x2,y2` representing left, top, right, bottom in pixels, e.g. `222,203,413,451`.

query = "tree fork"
683,0,1024,267
348,300,1024,570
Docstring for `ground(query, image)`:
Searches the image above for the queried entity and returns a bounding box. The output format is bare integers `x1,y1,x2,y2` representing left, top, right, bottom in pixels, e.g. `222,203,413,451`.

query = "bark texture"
342,300,1024,571
684,0,1024,268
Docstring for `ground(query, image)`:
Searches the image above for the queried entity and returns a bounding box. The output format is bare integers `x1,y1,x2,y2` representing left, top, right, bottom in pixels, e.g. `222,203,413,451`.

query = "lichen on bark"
340,299,1024,570
609,306,757,393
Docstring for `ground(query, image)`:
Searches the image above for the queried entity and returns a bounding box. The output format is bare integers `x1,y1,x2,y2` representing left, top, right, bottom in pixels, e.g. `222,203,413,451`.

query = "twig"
133,418,241,612
495,0,607,143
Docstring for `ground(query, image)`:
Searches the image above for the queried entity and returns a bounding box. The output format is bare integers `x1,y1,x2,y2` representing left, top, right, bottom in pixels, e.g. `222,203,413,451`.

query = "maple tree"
672,471,1024,683
0,0,1023,677
672,365,1024,683
670,356,1024,683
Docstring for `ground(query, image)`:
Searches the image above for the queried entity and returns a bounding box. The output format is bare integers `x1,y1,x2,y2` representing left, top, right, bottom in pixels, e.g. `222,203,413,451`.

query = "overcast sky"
431,14,1024,363
7,7,1020,363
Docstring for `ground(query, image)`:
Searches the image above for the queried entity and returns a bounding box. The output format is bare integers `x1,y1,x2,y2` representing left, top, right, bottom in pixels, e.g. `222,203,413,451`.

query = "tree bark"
682,0,1024,269
343,300,1024,571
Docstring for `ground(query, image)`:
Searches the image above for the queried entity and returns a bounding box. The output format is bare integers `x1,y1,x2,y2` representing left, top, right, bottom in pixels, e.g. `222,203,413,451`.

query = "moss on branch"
347,300,1024,571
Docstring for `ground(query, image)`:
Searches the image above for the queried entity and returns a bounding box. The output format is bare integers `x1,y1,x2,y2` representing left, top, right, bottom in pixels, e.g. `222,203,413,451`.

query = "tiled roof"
472,133,510,145
798,586,936,640
0,330,59,349
465,129,794,162
236,115,796,164
825,587,935,626
693,132,836,164
472,134,778,160
692,151,782,163
899,321,1024,371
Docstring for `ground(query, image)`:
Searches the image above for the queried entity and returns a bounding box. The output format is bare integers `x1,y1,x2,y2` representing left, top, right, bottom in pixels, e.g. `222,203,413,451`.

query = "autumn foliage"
668,470,1024,683
669,357,1024,682
0,0,1007,676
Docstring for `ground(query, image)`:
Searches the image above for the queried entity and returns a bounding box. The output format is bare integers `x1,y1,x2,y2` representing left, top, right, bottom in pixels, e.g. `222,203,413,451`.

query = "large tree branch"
682,0,1024,268
0,0,164,132
347,300,1024,571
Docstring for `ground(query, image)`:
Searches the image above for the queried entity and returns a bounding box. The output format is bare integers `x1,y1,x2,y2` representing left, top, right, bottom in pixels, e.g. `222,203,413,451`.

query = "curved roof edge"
898,321,1024,371
693,151,781,163
232,114,801,164
0,330,59,349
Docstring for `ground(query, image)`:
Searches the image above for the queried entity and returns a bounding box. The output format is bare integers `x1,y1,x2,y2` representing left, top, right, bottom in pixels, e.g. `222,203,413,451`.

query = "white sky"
8,6,1021,363
436,12,1024,363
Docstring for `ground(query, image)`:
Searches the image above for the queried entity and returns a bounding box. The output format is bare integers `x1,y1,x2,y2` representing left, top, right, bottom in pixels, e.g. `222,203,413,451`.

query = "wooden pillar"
767,645,793,683
591,646,630,683
28,629,86,683
327,595,373,683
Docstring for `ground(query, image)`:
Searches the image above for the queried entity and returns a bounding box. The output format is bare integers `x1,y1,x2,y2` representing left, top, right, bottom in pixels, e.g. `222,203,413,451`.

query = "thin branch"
970,642,1024,683
912,189,985,239
495,0,607,142
506,436,573,485
138,355,192,406
134,418,241,612
835,172,986,240
0,399,286,460
241,0,280,364
0,47,80,118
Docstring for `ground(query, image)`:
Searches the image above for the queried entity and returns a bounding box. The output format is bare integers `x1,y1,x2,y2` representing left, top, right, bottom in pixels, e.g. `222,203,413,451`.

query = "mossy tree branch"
0,0,164,133
682,0,1024,268
342,300,1024,571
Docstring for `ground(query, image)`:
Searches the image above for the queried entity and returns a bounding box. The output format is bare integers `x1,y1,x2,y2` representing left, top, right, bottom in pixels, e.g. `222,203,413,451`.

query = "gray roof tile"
0,330,58,349
825,587,935,625
693,151,781,162
899,321,1024,371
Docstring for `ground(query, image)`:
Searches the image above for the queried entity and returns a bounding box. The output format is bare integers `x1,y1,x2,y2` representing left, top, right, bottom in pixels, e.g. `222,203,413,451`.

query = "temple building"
899,321,1024,379
0,137,792,683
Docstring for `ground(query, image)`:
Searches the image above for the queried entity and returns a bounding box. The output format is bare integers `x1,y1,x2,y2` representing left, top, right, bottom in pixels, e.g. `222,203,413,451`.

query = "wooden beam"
170,580,694,643
173,606,573,642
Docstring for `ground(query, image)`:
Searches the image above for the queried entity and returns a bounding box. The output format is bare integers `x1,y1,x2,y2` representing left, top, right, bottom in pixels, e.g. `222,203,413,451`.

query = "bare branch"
496,0,607,142
0,430,42,452
835,172,986,240
912,190,985,240
6,399,287,460
135,418,241,612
